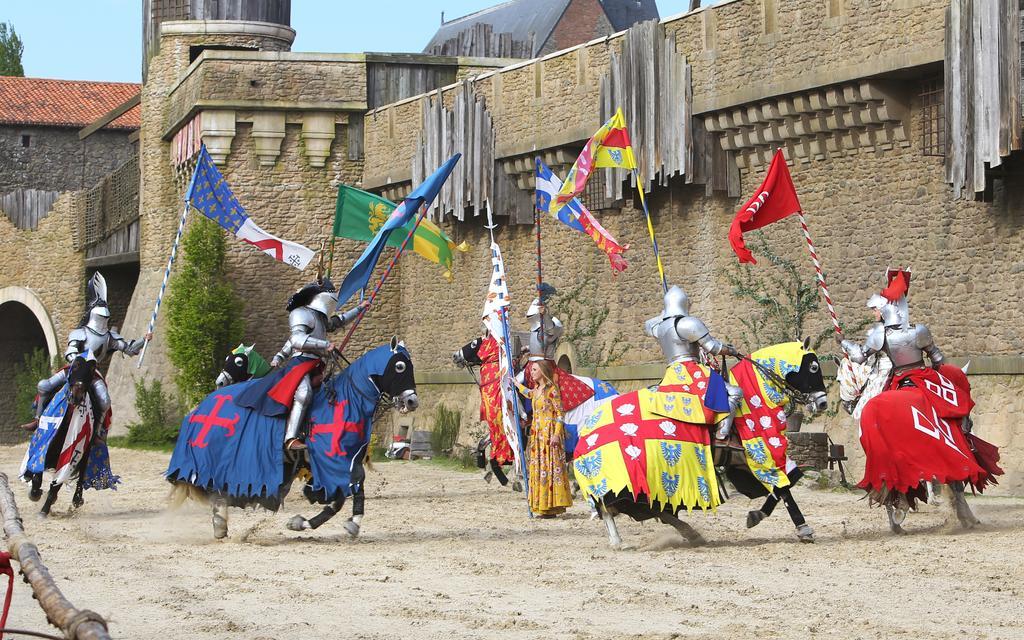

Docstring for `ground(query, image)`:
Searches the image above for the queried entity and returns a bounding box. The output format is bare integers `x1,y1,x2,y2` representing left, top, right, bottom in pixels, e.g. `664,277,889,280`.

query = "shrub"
122,378,183,447
430,404,461,456
165,217,244,406
12,348,59,424
551,275,628,368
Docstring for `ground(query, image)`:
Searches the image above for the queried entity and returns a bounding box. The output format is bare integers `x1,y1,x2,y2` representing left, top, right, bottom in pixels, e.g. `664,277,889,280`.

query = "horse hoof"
746,510,766,529
511,480,523,493
686,535,708,548
796,524,815,543
72,496,84,509
343,519,360,538
482,471,493,484
28,489,42,503
889,523,907,535
286,515,307,532
36,511,49,520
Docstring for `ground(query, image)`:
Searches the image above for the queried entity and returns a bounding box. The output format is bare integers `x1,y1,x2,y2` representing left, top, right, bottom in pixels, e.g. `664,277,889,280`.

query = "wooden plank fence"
0,189,61,230
601,20,738,200
945,0,1023,199
412,80,495,222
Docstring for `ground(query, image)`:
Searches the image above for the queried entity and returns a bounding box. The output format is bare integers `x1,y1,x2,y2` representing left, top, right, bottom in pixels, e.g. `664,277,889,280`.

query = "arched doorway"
0,287,58,444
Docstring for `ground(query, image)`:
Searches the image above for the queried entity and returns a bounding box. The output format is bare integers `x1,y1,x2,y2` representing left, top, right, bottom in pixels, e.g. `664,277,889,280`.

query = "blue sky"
3,1,715,83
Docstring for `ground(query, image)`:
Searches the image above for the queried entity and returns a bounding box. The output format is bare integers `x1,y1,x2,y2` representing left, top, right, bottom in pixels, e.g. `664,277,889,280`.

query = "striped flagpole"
632,170,668,293
796,212,843,338
335,205,429,356
137,166,200,368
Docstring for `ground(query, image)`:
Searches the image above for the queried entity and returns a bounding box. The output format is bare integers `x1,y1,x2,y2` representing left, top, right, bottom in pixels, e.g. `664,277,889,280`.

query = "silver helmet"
526,282,557,319
308,290,339,316
86,305,111,334
867,294,908,329
663,285,691,318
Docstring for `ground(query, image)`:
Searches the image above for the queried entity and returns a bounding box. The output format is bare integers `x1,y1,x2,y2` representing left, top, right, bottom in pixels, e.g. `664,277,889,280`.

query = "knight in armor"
22,272,148,431
644,285,743,439
235,278,366,450
841,269,944,378
525,283,563,363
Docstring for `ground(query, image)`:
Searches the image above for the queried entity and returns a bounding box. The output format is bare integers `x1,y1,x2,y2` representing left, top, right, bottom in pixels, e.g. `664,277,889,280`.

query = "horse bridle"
735,353,815,407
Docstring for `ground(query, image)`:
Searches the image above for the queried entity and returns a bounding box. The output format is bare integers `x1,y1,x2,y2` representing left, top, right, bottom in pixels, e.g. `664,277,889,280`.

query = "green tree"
551,275,628,369
12,348,58,425
165,217,244,406
725,232,870,352
0,22,25,77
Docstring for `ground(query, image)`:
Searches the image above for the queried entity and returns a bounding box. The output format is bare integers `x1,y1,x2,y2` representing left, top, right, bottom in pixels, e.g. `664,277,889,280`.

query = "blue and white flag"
188,146,315,270
535,159,586,232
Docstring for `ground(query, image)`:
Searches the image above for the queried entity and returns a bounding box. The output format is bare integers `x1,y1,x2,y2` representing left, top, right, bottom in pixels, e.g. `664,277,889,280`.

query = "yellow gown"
527,382,573,516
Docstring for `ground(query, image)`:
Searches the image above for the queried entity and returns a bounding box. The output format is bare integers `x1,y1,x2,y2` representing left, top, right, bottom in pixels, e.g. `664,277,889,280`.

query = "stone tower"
106,1,299,427
143,0,292,81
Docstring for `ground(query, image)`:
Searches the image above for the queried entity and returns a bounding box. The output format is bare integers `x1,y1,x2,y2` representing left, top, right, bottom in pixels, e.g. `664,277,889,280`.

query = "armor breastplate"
72,328,114,362
289,307,330,360
650,316,700,364
884,327,925,368
528,317,562,360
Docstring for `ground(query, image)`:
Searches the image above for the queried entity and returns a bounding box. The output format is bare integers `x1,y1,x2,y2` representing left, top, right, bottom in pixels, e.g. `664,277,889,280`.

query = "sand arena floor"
2,445,1023,640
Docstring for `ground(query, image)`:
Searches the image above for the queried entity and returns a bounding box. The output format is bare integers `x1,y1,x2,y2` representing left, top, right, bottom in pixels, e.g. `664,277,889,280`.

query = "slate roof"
599,0,660,31
424,0,572,57
0,76,141,130
424,0,660,57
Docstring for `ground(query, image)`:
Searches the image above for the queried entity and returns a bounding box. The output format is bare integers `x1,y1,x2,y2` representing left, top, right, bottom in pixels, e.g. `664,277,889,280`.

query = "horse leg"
39,482,61,517
287,496,346,533
948,481,980,529
211,497,229,539
775,486,814,542
657,512,707,547
600,506,623,548
886,500,908,535
343,487,365,538
71,448,91,509
489,459,509,487
28,473,43,502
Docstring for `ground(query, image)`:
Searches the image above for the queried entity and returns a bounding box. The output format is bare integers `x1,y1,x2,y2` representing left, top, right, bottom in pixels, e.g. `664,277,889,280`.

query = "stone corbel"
200,110,236,165
251,112,286,167
301,112,337,168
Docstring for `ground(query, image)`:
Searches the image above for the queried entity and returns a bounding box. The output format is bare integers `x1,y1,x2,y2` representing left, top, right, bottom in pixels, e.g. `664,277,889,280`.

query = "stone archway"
0,287,57,443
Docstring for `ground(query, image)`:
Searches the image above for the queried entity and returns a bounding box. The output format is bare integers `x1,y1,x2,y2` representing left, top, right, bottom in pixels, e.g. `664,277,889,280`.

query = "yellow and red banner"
553,108,637,215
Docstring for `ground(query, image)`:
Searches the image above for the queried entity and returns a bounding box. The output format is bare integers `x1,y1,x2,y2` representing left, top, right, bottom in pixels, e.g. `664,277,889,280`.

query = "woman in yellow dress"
525,360,573,517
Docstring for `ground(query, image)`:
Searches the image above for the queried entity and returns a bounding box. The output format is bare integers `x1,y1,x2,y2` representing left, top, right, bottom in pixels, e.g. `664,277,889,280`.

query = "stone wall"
0,126,135,194
0,194,87,439
165,52,368,134
362,0,1023,491
107,24,306,429
0,194,86,345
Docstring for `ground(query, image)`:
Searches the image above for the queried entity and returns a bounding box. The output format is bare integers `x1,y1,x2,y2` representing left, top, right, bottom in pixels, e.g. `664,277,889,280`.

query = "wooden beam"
79,93,140,140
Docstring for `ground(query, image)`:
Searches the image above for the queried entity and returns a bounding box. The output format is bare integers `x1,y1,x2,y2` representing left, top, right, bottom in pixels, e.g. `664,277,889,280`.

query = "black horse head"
67,355,97,406
370,337,418,413
782,337,828,414
452,337,484,368
216,348,251,388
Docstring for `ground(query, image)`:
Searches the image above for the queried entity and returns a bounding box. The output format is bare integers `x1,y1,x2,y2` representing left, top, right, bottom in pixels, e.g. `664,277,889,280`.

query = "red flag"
728,150,802,264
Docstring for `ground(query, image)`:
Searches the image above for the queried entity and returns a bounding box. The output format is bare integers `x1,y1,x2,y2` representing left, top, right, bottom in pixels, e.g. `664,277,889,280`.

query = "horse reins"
735,353,814,406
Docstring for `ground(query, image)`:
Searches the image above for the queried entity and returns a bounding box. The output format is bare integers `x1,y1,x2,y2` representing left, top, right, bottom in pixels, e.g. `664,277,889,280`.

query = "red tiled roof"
0,76,141,130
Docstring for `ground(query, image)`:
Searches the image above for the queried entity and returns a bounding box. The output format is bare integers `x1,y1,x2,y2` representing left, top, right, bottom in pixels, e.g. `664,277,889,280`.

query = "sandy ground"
1,445,1023,640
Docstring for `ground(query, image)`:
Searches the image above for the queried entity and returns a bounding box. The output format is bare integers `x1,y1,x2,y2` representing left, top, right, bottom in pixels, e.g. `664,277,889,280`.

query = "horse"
573,340,828,548
167,338,418,540
853,362,1002,534
454,336,519,488
215,343,271,388
19,354,120,516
